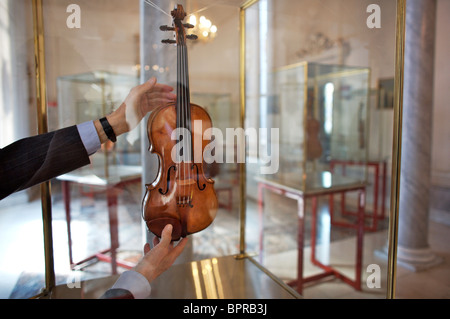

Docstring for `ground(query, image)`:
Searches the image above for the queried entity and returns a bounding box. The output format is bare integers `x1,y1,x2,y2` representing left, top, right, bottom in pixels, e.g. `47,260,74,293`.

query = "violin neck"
176,42,193,162
176,43,191,131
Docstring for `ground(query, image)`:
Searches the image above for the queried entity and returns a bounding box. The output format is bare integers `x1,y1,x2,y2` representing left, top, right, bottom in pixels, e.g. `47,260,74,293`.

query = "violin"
142,5,218,241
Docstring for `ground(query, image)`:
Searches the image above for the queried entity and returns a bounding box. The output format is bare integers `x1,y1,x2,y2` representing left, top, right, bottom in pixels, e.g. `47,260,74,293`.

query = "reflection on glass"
324,82,334,135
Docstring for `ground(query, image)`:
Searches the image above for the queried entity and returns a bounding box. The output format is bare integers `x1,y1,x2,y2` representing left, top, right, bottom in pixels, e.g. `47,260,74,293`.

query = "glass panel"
243,0,396,298
57,71,139,167
40,0,142,286
1,0,142,292
140,1,242,262
1,0,244,298
0,0,43,298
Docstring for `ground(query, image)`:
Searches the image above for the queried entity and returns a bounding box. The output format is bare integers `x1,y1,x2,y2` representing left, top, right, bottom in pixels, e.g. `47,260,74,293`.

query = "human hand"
133,224,188,284
95,77,176,143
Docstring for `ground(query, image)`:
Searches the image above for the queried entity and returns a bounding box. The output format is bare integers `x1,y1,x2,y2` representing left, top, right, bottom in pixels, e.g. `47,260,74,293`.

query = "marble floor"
0,183,449,299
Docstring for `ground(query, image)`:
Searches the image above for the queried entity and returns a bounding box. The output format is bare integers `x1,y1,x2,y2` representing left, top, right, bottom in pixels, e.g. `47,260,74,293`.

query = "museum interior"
0,0,449,299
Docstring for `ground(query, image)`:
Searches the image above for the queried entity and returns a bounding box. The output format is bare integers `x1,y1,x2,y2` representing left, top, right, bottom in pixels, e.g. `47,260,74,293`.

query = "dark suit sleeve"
0,126,91,200
100,288,135,299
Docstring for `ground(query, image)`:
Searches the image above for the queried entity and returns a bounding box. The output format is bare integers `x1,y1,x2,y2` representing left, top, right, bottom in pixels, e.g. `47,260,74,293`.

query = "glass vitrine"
241,0,401,299
0,0,408,301
271,62,370,177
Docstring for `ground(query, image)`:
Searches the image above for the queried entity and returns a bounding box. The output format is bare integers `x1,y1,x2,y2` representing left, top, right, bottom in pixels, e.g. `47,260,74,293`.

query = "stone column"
396,0,441,271
140,0,193,262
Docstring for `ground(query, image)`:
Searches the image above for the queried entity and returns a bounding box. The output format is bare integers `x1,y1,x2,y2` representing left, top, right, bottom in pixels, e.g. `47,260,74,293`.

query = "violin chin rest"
146,217,183,241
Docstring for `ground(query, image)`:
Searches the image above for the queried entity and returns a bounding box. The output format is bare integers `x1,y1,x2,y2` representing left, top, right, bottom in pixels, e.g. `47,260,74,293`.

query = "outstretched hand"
96,77,176,143
133,224,188,284
123,77,176,131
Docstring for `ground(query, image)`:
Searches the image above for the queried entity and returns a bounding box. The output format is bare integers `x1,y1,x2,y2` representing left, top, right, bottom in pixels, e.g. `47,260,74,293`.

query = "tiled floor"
0,184,449,299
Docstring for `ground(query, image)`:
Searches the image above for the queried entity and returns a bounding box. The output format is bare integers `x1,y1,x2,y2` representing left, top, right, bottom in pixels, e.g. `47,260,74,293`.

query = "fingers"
151,83,175,92
138,77,157,93
152,235,160,247
146,91,177,102
140,78,174,95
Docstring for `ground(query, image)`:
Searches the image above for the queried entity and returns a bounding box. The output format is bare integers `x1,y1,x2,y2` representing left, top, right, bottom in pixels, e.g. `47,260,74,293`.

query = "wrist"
94,103,129,144
106,103,129,137
134,264,156,284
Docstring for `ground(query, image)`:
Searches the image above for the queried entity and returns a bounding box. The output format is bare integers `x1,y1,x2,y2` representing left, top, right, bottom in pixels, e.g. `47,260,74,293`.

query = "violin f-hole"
191,163,206,191
158,165,177,195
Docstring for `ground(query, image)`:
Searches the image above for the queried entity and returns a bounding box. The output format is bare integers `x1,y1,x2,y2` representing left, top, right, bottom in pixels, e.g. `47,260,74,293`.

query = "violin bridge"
177,196,193,208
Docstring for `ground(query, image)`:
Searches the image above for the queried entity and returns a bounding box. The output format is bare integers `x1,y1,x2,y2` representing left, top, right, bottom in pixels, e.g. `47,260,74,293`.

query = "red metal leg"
106,188,119,275
341,191,347,216
373,164,379,228
355,189,365,290
310,196,317,263
296,196,305,295
62,181,74,267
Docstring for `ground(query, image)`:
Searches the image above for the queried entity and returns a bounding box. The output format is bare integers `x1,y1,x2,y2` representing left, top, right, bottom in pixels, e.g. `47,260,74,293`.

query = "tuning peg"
162,39,176,44
160,25,175,31
186,34,198,40
183,23,194,29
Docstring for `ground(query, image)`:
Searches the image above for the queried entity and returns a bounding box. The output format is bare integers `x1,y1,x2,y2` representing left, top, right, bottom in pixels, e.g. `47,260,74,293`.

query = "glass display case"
271,62,370,177
244,61,371,295
0,0,409,302
241,0,401,298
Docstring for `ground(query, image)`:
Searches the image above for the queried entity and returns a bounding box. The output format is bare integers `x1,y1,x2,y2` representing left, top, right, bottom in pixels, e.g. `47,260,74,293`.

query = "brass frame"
32,0,55,297
239,0,406,299
387,0,406,299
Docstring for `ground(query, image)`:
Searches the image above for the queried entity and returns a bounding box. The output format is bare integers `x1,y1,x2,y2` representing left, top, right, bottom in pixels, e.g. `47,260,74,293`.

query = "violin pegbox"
160,4,197,45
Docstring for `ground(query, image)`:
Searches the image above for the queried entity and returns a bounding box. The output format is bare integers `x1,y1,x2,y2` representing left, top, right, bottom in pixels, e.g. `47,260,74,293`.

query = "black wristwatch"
99,117,117,142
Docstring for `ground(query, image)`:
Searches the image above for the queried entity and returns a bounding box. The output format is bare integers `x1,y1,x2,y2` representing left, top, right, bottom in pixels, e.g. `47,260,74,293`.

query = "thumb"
159,224,173,247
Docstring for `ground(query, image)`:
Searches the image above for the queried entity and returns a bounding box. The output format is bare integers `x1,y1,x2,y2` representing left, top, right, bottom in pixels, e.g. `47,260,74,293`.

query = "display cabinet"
272,62,370,176
242,0,376,296
244,61,371,295
19,0,406,301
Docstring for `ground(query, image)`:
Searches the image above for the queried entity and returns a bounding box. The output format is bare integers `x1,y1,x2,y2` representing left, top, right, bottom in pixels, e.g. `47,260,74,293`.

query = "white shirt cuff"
76,121,101,156
111,270,152,299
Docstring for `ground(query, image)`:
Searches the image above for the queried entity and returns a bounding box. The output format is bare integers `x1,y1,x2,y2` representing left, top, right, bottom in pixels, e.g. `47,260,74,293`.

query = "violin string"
183,43,190,205
186,0,236,18
181,42,191,205
177,36,183,204
178,40,186,205
186,5,213,18
180,42,185,205
144,0,172,18
177,40,184,205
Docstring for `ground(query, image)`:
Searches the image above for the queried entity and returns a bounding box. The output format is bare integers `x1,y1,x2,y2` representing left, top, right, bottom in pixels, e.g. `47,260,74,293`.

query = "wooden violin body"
143,103,218,241
142,5,218,241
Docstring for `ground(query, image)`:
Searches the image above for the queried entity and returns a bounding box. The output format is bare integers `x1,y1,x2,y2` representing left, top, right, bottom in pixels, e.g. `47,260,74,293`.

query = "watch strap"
99,117,117,142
